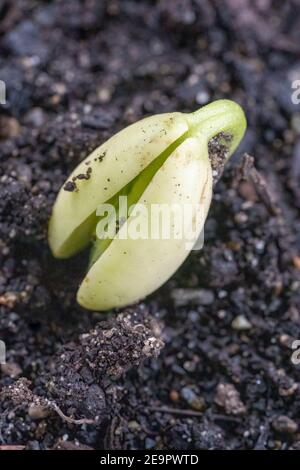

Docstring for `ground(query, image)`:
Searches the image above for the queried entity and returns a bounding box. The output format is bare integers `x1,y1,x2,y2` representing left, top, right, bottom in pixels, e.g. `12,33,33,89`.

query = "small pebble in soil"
64,181,77,192
1,362,22,378
1,0,300,451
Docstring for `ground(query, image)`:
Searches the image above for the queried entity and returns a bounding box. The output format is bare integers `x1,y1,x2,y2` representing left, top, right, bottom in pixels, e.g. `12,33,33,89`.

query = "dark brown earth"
0,0,300,450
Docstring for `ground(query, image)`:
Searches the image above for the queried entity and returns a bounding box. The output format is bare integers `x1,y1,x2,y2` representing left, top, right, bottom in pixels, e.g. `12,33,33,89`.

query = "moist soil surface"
0,0,300,450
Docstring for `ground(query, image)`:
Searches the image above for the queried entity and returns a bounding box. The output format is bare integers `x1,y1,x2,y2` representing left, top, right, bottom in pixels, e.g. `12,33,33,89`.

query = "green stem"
186,99,247,157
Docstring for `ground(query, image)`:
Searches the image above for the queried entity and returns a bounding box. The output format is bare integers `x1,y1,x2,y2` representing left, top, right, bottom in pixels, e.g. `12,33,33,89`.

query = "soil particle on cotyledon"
208,132,232,184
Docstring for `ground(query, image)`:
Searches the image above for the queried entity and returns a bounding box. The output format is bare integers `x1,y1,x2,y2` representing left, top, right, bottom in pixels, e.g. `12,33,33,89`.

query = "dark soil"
0,0,300,450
